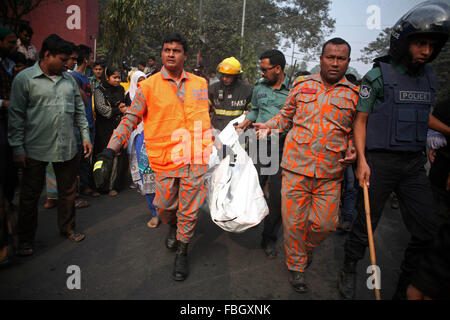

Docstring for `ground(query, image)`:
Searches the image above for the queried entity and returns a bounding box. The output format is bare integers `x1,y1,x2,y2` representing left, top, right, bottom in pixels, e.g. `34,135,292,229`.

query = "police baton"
363,181,381,300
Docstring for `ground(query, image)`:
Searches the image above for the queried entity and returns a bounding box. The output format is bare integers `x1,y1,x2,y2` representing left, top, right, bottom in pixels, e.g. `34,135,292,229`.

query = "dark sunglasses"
260,65,277,74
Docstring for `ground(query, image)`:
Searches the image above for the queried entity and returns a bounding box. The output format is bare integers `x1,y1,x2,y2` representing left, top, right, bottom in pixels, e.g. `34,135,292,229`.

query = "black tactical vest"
366,62,438,152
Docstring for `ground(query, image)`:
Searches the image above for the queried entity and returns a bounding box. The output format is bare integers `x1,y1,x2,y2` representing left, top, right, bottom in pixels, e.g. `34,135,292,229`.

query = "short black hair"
93,60,105,68
148,56,156,61
39,34,75,59
18,23,33,35
138,61,146,67
76,44,92,65
321,37,351,57
162,33,188,53
67,41,77,54
259,50,286,71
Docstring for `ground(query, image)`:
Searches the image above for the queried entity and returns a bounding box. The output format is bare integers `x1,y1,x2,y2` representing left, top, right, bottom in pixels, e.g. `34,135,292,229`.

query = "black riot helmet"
389,1,450,62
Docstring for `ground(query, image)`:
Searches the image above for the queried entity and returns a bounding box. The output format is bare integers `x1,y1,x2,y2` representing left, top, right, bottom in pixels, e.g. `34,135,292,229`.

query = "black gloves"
93,148,115,190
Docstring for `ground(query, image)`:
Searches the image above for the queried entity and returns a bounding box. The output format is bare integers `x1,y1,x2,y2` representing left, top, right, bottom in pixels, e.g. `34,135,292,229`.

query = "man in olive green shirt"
8,34,92,255
236,50,290,259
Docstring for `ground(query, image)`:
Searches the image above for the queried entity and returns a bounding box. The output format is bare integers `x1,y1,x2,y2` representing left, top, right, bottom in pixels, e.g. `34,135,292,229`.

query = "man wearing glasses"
235,50,290,260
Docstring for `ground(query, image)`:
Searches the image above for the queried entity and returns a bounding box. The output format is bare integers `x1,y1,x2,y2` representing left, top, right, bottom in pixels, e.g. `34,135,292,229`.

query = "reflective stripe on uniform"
214,108,244,116
93,161,103,171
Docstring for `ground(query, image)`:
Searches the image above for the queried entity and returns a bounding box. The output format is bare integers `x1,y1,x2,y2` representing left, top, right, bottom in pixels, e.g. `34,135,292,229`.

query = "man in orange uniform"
254,38,359,293
94,33,212,281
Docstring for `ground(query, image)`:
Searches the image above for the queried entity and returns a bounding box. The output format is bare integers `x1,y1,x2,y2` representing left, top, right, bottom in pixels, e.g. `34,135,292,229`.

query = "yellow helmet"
217,57,243,75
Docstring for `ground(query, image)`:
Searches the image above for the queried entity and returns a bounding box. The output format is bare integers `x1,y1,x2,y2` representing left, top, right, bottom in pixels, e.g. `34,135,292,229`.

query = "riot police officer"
208,57,252,131
338,1,450,300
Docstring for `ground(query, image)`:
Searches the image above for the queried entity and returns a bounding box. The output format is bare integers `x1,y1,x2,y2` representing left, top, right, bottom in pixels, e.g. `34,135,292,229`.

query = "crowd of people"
1,1,450,300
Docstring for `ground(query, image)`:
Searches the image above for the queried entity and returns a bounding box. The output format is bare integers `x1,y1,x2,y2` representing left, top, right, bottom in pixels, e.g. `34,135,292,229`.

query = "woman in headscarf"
93,66,128,196
126,71,160,228
125,70,146,103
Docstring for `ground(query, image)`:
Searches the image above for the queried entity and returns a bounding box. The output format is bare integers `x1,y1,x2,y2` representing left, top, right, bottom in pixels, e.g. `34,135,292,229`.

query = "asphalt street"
0,186,409,300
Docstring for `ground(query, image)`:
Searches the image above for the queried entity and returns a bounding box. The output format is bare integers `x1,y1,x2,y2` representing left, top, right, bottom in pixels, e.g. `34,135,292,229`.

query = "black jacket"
208,78,252,131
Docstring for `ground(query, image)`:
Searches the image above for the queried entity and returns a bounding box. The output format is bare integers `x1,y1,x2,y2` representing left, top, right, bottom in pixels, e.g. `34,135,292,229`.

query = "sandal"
75,199,89,209
147,216,160,229
108,190,118,197
62,231,86,242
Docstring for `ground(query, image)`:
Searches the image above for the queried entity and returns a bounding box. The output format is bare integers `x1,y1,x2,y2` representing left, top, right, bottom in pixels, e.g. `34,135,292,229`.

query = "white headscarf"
127,71,147,101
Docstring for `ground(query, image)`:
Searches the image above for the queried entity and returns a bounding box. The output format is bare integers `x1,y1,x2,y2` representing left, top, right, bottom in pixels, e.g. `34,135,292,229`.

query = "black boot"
172,241,189,281
338,257,358,299
165,224,178,251
289,271,308,294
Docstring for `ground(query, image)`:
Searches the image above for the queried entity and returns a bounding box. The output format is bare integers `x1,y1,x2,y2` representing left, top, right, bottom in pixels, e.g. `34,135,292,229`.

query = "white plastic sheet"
207,115,269,233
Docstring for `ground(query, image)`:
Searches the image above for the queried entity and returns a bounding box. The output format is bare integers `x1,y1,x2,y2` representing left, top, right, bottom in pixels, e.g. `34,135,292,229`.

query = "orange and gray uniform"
265,74,359,272
108,67,212,243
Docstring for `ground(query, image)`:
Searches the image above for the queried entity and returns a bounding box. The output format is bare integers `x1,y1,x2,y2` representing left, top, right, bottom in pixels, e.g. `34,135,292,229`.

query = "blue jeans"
341,165,357,223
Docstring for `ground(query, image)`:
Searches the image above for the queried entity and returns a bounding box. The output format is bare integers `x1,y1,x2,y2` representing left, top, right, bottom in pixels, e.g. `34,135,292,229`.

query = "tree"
97,0,334,84
99,0,145,66
280,0,335,61
358,27,391,64
0,0,43,30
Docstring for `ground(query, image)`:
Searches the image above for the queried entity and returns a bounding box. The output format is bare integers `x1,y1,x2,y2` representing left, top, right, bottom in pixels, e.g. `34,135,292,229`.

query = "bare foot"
147,216,160,228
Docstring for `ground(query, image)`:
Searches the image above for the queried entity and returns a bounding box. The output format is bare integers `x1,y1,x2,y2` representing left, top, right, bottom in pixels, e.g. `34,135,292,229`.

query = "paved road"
0,187,409,300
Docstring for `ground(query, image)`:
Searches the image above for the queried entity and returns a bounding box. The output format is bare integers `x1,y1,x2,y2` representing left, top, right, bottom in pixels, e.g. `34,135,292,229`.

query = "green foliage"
358,27,391,64
99,0,145,66
98,0,334,82
280,0,335,54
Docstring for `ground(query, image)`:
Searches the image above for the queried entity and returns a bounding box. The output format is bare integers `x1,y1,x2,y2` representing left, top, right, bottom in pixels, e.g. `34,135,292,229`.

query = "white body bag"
207,115,269,233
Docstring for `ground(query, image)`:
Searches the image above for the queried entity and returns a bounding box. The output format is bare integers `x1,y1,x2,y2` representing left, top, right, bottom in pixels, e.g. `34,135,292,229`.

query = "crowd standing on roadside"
1,1,450,300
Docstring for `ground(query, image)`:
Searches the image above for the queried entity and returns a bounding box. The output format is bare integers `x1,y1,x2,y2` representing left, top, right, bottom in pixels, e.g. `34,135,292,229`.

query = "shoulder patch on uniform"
359,85,372,99
294,74,312,83
292,75,313,89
